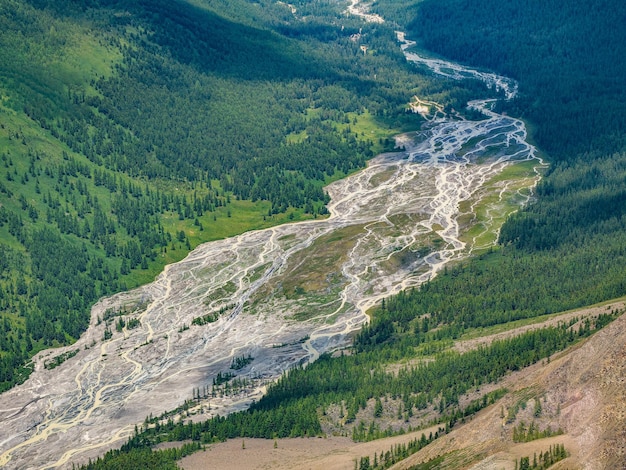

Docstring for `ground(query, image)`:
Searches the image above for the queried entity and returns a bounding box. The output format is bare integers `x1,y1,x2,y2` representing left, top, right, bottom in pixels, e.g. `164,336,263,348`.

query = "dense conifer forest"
1,0,625,467
375,0,626,335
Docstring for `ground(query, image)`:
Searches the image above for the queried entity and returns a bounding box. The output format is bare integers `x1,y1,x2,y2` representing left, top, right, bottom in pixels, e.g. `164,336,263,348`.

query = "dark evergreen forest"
410,0,626,160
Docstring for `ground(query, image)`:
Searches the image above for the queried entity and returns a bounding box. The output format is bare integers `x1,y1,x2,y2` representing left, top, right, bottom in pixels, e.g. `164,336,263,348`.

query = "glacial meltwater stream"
0,8,544,470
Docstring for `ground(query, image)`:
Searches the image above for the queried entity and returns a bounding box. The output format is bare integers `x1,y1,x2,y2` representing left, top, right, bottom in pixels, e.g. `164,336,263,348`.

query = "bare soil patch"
181,426,440,470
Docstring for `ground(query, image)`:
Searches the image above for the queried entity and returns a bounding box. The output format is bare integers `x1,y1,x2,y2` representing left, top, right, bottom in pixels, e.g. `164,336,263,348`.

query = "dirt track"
181,426,443,470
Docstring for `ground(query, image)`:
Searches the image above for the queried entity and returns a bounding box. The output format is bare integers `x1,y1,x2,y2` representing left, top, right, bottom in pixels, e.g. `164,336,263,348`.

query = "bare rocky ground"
391,301,626,470
180,301,626,470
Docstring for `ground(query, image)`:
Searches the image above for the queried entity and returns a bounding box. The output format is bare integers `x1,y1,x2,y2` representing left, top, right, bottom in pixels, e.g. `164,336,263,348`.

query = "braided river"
0,10,544,470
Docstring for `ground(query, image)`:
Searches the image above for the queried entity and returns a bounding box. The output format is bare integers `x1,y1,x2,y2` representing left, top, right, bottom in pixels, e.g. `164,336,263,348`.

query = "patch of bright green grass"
286,107,415,155
487,159,545,185
123,201,320,288
458,160,542,249
338,110,410,154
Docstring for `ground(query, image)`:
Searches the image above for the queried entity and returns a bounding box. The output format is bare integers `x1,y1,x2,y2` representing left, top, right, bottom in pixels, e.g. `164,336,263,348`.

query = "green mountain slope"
69,0,626,467
0,0,469,391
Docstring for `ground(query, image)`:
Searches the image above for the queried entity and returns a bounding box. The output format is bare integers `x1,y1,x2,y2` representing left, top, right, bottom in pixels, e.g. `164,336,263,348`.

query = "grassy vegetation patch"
379,240,434,275
202,282,238,305
276,224,365,297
